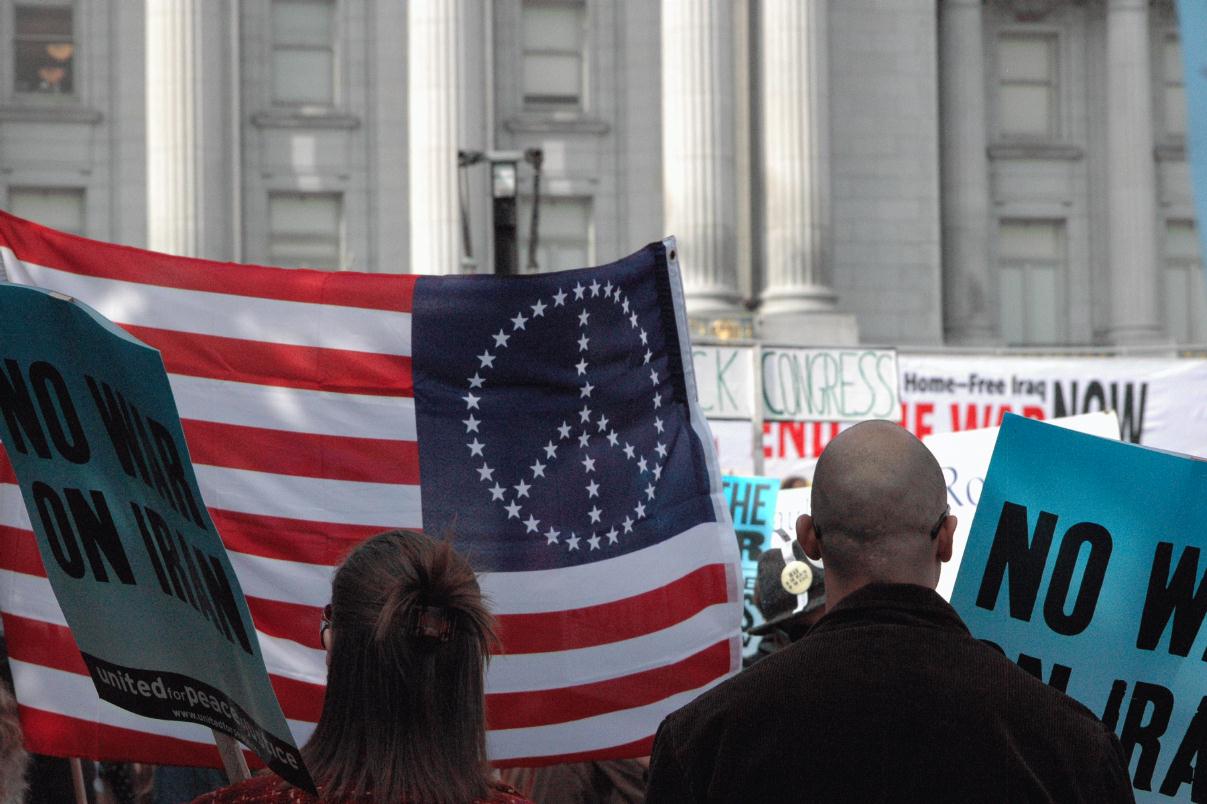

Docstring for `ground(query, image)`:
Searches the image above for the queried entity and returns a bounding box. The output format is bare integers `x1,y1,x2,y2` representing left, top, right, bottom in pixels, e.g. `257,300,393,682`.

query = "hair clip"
410,606,454,642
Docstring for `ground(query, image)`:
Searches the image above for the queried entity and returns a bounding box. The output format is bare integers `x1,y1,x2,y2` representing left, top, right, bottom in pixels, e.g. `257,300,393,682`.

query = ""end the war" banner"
0,284,313,791
951,414,1207,802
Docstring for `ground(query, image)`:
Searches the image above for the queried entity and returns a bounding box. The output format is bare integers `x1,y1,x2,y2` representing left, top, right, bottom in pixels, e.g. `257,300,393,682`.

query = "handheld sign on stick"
950,414,1207,802
0,284,313,792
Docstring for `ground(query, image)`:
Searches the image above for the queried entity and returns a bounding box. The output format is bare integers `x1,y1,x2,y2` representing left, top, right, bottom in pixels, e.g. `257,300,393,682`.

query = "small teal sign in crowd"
722,475,782,660
0,284,313,791
951,415,1207,802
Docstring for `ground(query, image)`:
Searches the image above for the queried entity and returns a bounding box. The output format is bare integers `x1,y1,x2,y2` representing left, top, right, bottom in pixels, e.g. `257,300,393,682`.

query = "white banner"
750,354,1207,479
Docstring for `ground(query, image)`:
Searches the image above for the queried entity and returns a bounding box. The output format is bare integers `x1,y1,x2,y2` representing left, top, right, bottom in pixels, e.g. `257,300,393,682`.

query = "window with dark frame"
14,4,75,95
271,0,335,106
521,0,585,110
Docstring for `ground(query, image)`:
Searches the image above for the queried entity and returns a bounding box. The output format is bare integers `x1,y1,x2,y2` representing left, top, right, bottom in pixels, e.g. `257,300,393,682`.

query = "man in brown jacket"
645,420,1134,803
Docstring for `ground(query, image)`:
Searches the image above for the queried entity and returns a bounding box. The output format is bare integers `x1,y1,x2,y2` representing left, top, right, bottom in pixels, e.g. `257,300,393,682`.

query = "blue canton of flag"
412,241,720,572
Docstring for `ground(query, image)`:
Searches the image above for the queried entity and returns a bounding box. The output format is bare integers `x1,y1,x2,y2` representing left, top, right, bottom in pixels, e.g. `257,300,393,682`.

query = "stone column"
939,0,995,344
661,0,741,314
756,0,857,344
1105,0,1164,344
146,0,235,259
408,0,461,274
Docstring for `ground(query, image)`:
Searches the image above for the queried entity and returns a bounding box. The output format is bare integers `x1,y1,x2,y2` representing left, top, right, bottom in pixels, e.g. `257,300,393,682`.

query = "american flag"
0,211,741,768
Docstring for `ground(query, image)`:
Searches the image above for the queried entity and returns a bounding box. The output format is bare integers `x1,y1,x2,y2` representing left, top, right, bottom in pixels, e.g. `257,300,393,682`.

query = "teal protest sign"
0,285,313,791
722,475,781,660
951,415,1206,802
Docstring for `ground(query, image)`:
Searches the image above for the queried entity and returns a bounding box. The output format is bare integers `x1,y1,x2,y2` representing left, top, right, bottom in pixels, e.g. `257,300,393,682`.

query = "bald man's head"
805,421,951,586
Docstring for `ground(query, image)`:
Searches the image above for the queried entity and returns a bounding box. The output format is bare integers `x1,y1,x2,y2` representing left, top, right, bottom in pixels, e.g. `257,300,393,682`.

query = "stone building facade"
0,0,1198,347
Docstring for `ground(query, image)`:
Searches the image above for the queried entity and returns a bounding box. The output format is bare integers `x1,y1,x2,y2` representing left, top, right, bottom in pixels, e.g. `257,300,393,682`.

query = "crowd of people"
0,423,1136,802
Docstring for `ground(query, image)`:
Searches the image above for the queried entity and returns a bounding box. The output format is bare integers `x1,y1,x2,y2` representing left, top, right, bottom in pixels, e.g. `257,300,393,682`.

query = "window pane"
270,193,341,269
1165,266,1191,343
1164,39,1184,85
272,0,332,46
1027,266,1060,343
522,4,580,50
14,5,74,95
1165,86,1186,137
999,85,1051,137
999,221,1062,260
1000,266,1025,345
9,187,84,234
273,50,334,104
518,197,591,273
523,54,582,100
998,37,1051,82
1167,221,1200,260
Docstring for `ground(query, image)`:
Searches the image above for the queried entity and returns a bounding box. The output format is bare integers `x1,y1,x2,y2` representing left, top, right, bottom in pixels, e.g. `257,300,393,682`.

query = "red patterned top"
189,775,534,803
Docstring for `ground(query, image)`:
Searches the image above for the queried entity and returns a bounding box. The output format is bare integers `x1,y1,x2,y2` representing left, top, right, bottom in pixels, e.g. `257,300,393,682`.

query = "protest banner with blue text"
0,284,313,791
722,475,781,661
951,414,1207,802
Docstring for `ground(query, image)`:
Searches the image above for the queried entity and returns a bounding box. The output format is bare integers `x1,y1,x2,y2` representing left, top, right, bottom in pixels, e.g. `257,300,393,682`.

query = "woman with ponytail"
193,530,531,804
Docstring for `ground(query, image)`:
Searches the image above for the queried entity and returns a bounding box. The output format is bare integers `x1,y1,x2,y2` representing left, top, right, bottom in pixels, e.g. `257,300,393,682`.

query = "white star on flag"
489,484,506,501
463,415,480,433
588,506,602,524
622,516,634,533
578,432,590,448
463,392,480,409
505,501,522,519
468,373,485,389
477,464,494,481
597,415,610,432
606,527,620,544
478,351,495,368
579,405,592,423
543,441,558,459
623,443,636,459
557,421,572,439
643,350,652,365
589,279,601,296
514,479,531,498
493,330,510,348
588,534,601,550
524,515,540,533
634,502,646,519
580,382,594,398
531,300,547,317
573,282,586,300
582,455,596,473
606,431,619,446
466,438,484,457
586,480,600,498
578,309,590,326
531,460,547,478
645,483,657,500
552,288,567,306
511,313,528,331
578,334,589,351
654,417,664,433
575,359,588,375
545,527,561,544
567,533,581,550
655,442,668,458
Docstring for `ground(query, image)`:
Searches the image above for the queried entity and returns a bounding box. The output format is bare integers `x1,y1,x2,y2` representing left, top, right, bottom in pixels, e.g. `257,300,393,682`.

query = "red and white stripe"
0,213,741,768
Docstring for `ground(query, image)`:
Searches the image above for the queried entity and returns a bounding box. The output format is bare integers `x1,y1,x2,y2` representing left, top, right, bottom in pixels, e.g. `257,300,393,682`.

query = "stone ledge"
250,109,361,129
503,114,610,135
0,105,103,124
987,142,1084,161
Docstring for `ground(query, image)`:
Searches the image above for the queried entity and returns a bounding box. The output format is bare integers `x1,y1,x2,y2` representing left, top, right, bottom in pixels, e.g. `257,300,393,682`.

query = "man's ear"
797,513,822,561
936,513,957,564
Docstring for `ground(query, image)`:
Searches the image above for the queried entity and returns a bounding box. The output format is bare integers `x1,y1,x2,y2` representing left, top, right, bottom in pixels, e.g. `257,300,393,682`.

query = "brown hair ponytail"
302,530,498,803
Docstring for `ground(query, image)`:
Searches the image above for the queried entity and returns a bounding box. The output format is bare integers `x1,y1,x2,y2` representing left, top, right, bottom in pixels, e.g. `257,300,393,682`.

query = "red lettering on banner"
915,403,934,438
780,422,805,457
995,405,1014,425
1023,406,1045,420
950,404,979,432
763,422,772,458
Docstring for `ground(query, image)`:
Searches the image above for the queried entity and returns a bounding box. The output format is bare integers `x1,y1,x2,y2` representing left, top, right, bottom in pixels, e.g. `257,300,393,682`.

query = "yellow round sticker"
781,560,813,595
